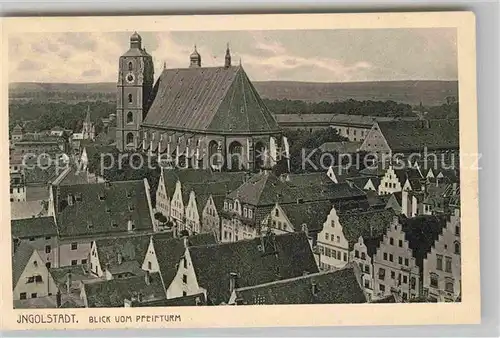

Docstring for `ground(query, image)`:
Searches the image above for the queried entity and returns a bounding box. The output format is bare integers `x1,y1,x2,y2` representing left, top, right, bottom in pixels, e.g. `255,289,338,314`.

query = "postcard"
0,11,480,330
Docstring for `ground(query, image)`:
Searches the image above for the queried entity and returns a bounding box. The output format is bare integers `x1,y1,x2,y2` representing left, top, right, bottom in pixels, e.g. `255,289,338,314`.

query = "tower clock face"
126,73,135,83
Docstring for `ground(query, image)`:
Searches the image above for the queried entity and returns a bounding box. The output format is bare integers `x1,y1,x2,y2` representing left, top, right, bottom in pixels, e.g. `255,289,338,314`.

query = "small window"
82,259,87,265
128,62,133,71
383,252,387,260
128,93,133,103
398,239,403,247
20,292,27,300
454,242,460,255
391,271,395,279
325,233,329,241
148,261,152,270
436,255,443,270
378,268,385,281
71,260,77,266
182,274,187,284
27,276,35,283
45,236,51,240
343,252,347,261
31,293,37,298
430,273,439,288
403,275,408,284
445,256,452,273
398,256,403,265
275,209,279,217
404,258,409,266
183,291,187,297
45,245,51,253
445,280,454,293
71,242,78,250
361,252,366,260
183,257,187,269
389,238,394,245
45,262,51,269
455,226,460,236
389,254,393,262
355,250,359,258
379,284,385,292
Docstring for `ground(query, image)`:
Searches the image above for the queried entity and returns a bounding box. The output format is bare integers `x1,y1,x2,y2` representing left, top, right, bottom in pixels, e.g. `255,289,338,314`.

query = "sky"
8,28,457,83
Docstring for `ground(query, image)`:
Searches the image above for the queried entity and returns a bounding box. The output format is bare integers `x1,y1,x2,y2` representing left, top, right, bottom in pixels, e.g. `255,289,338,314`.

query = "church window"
127,112,133,124
128,94,133,103
128,62,133,71
126,133,134,145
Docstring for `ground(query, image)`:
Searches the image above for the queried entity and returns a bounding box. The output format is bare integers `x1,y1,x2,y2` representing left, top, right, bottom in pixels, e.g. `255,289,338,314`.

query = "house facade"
12,243,58,301
423,209,461,302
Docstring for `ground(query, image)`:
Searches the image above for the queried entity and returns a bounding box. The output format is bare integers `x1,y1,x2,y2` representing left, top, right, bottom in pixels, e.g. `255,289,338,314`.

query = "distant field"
9,80,457,106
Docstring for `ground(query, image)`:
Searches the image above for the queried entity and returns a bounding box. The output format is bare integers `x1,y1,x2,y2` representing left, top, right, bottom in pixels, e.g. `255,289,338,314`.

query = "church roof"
143,66,281,135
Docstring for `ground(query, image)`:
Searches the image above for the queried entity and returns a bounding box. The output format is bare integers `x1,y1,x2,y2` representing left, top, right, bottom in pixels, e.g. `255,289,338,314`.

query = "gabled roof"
319,141,362,154
128,293,206,307
12,242,37,288
11,216,58,239
338,209,396,250
280,201,332,233
394,168,423,184
95,234,151,271
377,119,459,152
400,215,448,269
233,264,366,305
188,232,319,305
10,200,47,220
53,180,154,238
227,171,299,206
286,172,333,187
153,233,217,290
83,272,165,308
24,165,60,185
52,165,89,186
144,66,281,135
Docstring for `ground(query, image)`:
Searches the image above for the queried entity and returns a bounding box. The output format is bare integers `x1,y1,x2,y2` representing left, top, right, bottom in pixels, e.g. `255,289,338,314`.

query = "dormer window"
111,221,118,228
128,204,135,211
105,206,111,213
98,193,105,201
224,201,228,210
126,190,132,198
87,221,93,229
75,193,82,202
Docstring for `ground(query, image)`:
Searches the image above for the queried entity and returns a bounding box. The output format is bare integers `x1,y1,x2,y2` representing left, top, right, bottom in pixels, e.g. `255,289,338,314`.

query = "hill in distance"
9,80,458,106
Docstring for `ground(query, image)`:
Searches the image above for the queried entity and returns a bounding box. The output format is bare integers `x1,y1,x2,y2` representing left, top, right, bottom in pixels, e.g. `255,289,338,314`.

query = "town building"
423,209,461,302
12,242,58,302
11,216,59,269
274,113,417,142
228,264,367,305
317,206,395,272
47,179,156,267
359,119,459,156
220,171,366,243
81,106,96,141
378,165,423,195
81,271,166,308
115,32,285,171
372,215,447,301
167,231,319,305
141,232,217,298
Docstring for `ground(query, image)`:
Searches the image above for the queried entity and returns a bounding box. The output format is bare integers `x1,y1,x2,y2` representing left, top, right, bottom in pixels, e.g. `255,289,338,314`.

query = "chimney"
66,273,72,294
56,290,62,307
229,272,238,295
311,280,318,296
117,252,123,265
144,270,151,286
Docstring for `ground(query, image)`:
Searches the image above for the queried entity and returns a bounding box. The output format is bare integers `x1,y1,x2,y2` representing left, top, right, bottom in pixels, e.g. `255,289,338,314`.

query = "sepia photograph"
1,12,480,330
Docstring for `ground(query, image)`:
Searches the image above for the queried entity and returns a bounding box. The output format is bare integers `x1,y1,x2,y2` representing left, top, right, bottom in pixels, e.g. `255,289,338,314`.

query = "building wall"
378,166,403,195
166,249,201,299
20,236,59,269
10,185,26,202
263,204,294,234
372,218,420,301
185,191,201,234
359,122,392,155
155,172,170,219
13,251,58,301
201,196,220,237
142,239,160,273
350,237,375,301
316,206,349,270
331,125,370,142
170,181,185,228
423,210,461,302
88,241,104,277
58,240,91,267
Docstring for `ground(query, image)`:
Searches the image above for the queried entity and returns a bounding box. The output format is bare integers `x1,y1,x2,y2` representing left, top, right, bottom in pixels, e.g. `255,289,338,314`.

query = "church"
115,32,287,171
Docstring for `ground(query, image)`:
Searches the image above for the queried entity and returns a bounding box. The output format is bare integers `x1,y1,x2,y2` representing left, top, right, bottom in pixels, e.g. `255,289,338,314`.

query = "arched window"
128,62,133,71
228,141,243,170
126,112,133,124
454,241,460,255
128,93,133,103
126,132,134,145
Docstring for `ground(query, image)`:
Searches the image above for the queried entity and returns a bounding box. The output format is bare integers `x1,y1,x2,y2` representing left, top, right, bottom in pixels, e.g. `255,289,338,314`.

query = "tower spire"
189,44,201,68
224,42,231,68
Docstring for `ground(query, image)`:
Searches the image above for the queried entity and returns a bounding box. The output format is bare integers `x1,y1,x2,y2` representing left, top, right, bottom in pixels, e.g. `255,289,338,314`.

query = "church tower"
82,105,94,140
116,32,154,151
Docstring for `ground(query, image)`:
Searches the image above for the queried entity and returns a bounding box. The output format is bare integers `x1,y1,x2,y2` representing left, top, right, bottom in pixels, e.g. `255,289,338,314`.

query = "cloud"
8,29,457,84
